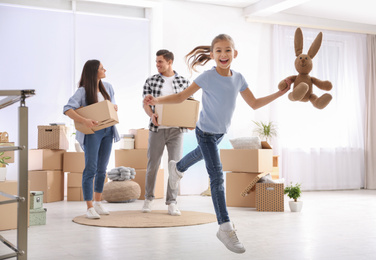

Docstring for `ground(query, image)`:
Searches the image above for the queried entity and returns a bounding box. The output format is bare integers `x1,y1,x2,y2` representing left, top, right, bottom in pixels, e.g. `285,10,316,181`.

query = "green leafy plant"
252,120,277,143
284,182,302,202
0,151,11,167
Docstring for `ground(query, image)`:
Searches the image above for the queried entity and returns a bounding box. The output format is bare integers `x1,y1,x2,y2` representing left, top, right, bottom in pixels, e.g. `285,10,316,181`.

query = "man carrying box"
142,49,190,216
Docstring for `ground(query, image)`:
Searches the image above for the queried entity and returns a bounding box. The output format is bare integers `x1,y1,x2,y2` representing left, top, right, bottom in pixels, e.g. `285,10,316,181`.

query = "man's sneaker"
142,199,153,213
93,202,110,215
86,207,101,219
217,225,246,254
168,203,181,216
168,160,184,190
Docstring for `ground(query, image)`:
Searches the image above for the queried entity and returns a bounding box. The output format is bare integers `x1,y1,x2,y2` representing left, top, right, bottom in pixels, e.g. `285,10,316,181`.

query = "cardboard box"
220,142,273,173
0,142,15,164
38,125,69,150
226,172,267,207
115,149,148,169
67,172,83,187
256,183,284,212
67,187,84,201
155,99,199,128
271,167,279,180
29,149,65,171
74,100,119,134
0,180,30,231
29,170,64,203
129,128,149,149
133,169,164,200
273,155,279,167
63,152,85,173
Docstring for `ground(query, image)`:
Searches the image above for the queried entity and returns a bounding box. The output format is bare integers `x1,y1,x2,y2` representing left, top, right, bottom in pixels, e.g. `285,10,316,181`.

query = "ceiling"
180,0,376,34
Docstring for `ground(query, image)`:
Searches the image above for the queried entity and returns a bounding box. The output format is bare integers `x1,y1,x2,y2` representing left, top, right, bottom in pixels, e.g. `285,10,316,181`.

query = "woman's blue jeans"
176,127,229,224
82,127,113,201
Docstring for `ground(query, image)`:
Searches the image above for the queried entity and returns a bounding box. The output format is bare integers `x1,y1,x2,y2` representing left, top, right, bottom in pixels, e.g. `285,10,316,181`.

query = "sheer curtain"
272,25,367,190
365,35,376,189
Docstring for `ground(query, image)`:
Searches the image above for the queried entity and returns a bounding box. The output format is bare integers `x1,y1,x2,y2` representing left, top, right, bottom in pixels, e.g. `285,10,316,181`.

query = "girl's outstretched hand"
144,95,157,106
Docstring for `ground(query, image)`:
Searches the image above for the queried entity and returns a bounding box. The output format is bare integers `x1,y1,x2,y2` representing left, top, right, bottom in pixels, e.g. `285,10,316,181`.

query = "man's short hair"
156,49,174,62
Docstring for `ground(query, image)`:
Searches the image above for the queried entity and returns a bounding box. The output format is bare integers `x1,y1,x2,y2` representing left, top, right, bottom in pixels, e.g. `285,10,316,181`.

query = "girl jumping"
143,34,290,254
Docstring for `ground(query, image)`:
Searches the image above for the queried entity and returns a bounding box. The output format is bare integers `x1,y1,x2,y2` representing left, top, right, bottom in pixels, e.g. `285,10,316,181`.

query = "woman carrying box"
63,59,120,219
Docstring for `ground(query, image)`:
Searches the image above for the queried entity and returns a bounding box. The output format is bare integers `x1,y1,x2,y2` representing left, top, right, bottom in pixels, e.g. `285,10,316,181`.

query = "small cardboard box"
220,142,273,173
30,191,44,210
67,187,84,201
155,99,199,128
74,100,119,134
273,155,279,167
29,149,65,171
38,125,69,150
29,170,64,203
63,152,85,173
255,183,284,212
0,180,30,231
0,142,15,164
226,172,267,207
128,128,149,149
133,168,164,200
29,208,47,226
115,149,148,169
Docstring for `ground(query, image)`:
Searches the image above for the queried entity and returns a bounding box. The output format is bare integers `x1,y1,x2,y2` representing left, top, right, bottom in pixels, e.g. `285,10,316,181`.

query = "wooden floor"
1,189,376,260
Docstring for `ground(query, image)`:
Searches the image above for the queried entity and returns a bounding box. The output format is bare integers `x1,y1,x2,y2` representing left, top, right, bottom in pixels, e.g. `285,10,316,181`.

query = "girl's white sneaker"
86,207,100,219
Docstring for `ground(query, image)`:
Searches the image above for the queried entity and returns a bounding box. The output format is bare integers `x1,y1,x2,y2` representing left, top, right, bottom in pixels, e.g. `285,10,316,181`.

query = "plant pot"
289,201,303,212
0,167,7,181
75,142,83,153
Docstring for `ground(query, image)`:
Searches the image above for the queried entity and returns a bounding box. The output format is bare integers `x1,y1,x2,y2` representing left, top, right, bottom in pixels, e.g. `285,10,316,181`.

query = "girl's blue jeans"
176,127,230,224
82,127,113,201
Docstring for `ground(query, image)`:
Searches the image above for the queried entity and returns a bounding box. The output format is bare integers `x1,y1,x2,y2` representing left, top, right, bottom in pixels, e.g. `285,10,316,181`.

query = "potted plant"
284,182,303,212
252,120,277,144
0,151,11,181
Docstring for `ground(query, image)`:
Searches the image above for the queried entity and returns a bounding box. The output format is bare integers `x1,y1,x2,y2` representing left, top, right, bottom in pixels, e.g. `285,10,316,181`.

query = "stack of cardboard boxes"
64,151,109,201
115,128,164,200
64,151,85,201
28,125,67,203
220,141,284,212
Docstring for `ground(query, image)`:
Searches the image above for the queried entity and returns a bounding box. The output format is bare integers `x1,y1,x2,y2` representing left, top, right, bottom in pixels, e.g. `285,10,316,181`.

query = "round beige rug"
72,210,216,228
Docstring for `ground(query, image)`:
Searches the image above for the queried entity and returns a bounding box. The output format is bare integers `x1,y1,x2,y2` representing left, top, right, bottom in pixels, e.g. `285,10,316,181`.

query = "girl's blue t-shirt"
194,67,248,134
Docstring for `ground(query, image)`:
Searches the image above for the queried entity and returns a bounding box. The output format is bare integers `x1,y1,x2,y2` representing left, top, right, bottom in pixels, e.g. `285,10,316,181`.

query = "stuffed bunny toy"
279,28,332,109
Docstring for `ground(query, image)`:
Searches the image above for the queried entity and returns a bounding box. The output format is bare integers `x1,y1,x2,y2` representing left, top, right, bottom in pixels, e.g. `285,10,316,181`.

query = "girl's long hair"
79,59,110,105
185,34,235,73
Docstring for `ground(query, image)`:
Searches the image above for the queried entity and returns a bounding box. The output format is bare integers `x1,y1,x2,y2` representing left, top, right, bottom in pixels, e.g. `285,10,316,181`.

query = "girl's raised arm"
144,82,201,106
240,86,290,110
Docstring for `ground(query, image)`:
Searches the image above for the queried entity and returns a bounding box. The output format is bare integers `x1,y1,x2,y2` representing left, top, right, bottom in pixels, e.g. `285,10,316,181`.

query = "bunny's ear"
294,27,303,57
308,32,323,59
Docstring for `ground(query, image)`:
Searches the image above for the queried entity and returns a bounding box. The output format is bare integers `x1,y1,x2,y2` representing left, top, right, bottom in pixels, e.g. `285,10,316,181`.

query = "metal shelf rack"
0,90,35,260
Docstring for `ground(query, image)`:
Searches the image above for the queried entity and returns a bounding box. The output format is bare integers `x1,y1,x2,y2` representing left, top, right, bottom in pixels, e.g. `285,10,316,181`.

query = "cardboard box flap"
241,172,268,197
261,141,272,149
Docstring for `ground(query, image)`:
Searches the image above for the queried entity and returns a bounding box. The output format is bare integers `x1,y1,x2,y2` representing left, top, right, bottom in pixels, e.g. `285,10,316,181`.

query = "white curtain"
272,25,367,190
365,34,376,189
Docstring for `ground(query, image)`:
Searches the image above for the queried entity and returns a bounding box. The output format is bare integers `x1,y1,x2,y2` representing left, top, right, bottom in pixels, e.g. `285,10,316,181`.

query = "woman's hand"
114,104,118,112
83,118,98,128
144,95,158,106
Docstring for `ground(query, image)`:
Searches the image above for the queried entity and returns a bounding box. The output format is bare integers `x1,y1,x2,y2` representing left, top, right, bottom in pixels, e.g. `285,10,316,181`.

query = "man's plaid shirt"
142,71,190,132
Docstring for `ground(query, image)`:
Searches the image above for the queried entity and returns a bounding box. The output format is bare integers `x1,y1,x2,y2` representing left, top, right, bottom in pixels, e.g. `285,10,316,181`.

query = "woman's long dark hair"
79,59,110,105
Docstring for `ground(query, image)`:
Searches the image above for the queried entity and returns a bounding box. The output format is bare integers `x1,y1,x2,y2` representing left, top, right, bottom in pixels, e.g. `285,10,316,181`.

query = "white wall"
156,1,276,195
